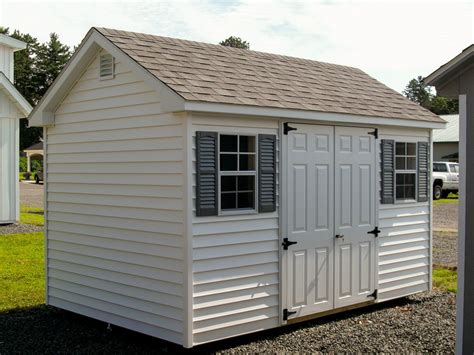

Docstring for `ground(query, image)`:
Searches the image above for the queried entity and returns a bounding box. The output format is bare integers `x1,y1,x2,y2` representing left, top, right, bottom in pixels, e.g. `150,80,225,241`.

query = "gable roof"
24,141,43,152
0,71,32,117
95,27,443,124
433,114,459,143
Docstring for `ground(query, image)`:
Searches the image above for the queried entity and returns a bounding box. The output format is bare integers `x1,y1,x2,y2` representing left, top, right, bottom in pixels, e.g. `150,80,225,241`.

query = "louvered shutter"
381,139,395,204
417,142,430,202
196,132,218,216
258,134,277,212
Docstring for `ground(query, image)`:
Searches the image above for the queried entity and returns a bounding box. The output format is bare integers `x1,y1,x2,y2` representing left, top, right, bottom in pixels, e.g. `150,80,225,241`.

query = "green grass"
433,193,459,205
433,267,457,293
20,206,44,226
0,232,45,311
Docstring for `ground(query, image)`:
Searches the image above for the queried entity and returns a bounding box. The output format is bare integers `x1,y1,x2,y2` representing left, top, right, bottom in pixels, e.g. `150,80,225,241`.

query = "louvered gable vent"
100,53,115,79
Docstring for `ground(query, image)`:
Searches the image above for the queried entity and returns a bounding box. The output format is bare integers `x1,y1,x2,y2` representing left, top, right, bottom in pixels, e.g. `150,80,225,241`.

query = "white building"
433,114,459,162
29,28,445,348
0,34,32,224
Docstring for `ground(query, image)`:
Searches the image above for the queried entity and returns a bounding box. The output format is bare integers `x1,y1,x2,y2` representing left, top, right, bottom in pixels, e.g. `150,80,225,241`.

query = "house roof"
24,141,43,152
433,114,459,143
0,71,32,117
95,27,443,124
0,34,27,51
425,44,474,87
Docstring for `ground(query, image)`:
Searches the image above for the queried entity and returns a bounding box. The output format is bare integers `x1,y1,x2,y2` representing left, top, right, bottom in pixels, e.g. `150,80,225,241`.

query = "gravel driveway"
433,200,458,231
20,181,44,208
0,291,455,353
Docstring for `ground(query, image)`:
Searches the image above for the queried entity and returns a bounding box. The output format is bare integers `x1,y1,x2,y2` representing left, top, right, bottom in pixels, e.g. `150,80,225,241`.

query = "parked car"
433,161,459,199
35,168,44,184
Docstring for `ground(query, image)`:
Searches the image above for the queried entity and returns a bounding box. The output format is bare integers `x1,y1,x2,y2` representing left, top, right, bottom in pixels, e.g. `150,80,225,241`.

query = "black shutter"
417,142,430,202
258,134,277,212
196,132,218,216
381,139,395,204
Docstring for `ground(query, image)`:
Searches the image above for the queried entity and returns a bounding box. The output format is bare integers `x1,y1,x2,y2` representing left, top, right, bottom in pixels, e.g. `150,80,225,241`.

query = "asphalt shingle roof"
96,27,444,123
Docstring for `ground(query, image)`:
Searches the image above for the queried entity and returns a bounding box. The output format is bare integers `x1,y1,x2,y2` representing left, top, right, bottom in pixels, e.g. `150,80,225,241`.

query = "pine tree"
219,36,250,49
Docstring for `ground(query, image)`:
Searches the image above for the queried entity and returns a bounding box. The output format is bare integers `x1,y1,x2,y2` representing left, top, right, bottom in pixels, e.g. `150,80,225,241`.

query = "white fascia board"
425,45,474,86
0,34,26,51
0,72,32,117
28,29,185,127
184,101,447,130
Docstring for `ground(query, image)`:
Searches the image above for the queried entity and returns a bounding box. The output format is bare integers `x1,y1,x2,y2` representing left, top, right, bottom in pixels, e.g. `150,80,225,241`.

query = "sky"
0,0,473,93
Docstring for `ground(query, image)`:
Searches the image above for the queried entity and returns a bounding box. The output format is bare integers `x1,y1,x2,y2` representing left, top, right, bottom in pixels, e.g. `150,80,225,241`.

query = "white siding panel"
377,128,431,302
45,51,185,345
191,115,280,345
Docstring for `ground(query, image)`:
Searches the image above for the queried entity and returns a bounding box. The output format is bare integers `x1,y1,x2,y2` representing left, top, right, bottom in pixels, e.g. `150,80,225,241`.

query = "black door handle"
335,234,344,239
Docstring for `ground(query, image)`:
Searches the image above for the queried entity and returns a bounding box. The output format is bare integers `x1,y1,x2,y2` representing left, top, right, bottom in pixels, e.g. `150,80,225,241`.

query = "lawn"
20,205,44,226
0,232,45,311
433,193,459,205
433,267,457,293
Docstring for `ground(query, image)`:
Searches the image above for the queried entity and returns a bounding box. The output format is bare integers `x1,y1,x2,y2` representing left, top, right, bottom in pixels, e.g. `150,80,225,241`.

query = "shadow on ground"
0,297,424,354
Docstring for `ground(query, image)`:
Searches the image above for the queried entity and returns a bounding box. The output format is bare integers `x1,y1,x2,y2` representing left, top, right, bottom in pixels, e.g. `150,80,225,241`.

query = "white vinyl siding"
45,50,185,345
191,115,280,345
377,128,431,301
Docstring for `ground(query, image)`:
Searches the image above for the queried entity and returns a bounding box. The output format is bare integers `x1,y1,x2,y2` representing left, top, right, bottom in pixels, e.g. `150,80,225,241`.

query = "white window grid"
395,142,417,202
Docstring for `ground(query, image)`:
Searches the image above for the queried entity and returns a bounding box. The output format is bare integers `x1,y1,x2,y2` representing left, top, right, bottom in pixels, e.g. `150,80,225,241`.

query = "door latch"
282,238,297,250
283,308,297,321
335,234,344,239
367,226,381,238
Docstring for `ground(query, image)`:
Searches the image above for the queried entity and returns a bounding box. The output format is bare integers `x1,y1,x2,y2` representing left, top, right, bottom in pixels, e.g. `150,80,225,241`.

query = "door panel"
334,126,376,308
286,124,334,316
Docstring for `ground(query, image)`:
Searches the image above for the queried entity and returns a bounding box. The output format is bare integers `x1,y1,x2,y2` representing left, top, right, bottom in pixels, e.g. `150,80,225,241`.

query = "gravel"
433,199,458,231
20,181,44,208
0,291,455,354
433,231,458,268
0,223,43,235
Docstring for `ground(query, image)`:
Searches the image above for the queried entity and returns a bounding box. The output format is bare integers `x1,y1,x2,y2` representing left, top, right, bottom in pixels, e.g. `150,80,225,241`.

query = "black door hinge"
283,308,297,321
368,128,378,139
367,226,381,238
282,238,298,250
367,289,378,300
284,122,297,135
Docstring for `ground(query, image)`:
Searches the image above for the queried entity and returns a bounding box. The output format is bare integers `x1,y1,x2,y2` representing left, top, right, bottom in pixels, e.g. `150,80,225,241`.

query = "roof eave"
425,45,474,87
0,34,27,51
184,101,446,129
0,72,32,116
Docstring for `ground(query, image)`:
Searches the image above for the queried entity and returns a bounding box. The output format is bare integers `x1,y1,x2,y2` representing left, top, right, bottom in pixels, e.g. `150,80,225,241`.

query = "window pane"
449,164,459,173
220,135,238,152
239,136,255,152
396,157,405,170
405,185,415,199
396,174,405,185
221,176,236,192
406,143,416,156
396,186,404,199
407,157,416,170
238,176,255,191
237,192,254,209
405,173,416,185
221,193,236,210
396,142,405,156
239,154,255,171
220,154,237,171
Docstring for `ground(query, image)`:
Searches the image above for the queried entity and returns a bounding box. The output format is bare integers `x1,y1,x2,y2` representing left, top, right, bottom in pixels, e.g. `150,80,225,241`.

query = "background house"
433,114,459,162
0,34,32,224
23,141,44,173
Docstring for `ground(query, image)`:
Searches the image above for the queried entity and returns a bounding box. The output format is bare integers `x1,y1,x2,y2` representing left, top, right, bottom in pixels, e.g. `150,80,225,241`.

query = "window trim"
217,133,259,215
394,141,418,203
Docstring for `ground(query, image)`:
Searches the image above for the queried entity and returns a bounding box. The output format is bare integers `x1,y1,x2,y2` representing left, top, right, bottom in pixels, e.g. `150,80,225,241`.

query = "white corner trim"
185,101,447,129
28,28,185,127
0,72,32,116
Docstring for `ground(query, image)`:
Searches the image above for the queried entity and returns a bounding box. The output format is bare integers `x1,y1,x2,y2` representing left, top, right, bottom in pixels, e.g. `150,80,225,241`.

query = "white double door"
285,124,377,318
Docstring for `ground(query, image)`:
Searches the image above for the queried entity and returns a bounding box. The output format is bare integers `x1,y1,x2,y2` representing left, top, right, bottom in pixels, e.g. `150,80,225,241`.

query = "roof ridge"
94,27,363,73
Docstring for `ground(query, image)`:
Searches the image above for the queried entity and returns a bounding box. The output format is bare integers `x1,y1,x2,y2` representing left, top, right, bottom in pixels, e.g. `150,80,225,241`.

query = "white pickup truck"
433,161,459,200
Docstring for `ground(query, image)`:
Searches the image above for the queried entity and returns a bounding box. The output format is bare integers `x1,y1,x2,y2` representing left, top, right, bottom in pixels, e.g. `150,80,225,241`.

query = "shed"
29,27,445,347
0,34,32,224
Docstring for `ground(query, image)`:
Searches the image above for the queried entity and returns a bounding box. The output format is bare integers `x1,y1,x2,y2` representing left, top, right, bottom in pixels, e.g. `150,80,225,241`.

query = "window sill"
395,199,418,204
219,209,258,217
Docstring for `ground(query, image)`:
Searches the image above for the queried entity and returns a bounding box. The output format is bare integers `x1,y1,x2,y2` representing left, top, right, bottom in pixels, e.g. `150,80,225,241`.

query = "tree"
0,28,72,149
403,76,458,115
219,36,250,49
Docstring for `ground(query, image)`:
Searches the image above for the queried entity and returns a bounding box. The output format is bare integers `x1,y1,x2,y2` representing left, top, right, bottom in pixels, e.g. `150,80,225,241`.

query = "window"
449,164,459,173
433,163,448,172
395,142,416,200
219,134,257,212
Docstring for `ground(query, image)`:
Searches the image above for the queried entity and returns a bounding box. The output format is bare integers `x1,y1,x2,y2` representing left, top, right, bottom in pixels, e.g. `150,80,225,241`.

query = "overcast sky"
0,0,473,93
